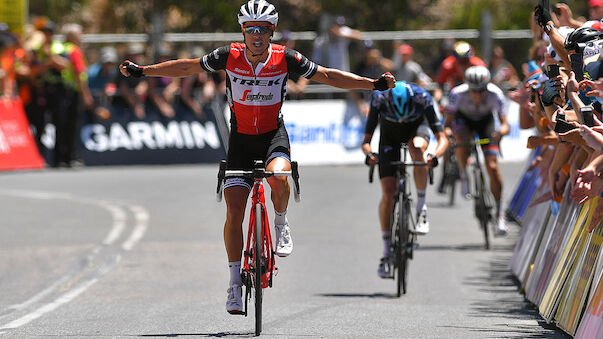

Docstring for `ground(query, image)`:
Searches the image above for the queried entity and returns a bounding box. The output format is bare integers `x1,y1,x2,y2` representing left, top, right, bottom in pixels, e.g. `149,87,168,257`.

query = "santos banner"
272,98,530,165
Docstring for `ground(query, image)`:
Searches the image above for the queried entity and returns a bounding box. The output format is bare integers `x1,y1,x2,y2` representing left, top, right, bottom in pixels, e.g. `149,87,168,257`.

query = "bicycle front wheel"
254,203,263,336
474,170,490,250
397,193,410,296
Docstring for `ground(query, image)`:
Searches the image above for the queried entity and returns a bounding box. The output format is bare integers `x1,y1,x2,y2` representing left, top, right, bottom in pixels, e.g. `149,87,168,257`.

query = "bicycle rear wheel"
254,203,263,336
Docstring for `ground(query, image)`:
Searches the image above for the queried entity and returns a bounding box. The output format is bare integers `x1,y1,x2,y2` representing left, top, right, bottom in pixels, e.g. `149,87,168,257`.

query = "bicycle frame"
216,159,300,335
368,144,433,296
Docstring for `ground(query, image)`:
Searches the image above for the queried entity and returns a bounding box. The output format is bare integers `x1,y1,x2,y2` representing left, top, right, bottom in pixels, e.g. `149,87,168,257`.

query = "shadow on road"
316,292,398,299
139,332,254,338
416,243,486,252
448,232,571,339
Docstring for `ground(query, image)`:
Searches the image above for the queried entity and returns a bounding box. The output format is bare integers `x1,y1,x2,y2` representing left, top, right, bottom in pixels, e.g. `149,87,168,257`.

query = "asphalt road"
0,162,569,338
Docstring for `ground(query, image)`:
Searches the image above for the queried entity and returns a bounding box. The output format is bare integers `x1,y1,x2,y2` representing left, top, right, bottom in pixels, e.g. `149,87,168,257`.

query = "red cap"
590,0,603,8
399,44,413,55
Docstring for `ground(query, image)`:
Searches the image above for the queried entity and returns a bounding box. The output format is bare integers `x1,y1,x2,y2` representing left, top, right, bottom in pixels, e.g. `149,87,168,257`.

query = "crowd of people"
507,0,603,231
0,17,227,167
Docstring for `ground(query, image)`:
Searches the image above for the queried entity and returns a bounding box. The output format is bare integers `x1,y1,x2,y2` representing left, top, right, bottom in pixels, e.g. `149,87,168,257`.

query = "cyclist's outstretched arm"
120,58,204,78
310,65,395,90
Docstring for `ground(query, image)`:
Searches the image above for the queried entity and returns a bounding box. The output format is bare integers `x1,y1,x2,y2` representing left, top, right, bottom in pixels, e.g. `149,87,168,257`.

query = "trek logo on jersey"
239,90,274,102
231,76,282,86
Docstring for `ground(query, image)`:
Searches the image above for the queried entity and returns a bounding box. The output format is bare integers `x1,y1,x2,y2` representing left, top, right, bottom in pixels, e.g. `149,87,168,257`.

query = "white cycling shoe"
495,216,509,237
226,285,244,315
275,223,293,257
415,207,430,235
377,256,392,279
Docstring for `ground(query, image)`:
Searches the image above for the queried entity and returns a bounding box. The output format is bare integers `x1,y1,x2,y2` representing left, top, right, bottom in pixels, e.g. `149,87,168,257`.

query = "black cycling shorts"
225,123,291,190
452,113,499,156
378,118,423,179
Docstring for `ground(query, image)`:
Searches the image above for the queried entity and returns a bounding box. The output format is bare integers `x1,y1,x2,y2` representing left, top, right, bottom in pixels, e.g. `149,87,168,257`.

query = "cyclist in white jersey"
120,0,395,314
444,66,510,235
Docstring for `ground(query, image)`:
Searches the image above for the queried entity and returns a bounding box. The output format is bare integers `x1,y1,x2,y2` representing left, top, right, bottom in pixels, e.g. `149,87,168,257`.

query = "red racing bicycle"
216,160,300,336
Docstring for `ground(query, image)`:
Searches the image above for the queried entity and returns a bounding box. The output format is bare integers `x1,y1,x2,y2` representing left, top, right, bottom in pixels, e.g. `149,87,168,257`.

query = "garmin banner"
78,104,226,165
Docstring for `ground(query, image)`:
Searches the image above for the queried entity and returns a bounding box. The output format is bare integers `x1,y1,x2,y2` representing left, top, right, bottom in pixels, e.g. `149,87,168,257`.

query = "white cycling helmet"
238,0,278,27
464,66,491,90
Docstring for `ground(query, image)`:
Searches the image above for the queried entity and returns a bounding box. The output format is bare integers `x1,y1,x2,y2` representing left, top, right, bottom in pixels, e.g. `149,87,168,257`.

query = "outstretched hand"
120,60,144,78
373,72,395,91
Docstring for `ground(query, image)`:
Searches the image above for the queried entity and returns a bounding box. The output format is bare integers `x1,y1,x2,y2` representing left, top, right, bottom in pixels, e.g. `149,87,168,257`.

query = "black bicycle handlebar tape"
122,61,144,78
428,166,434,185
291,161,300,194
373,72,392,91
216,160,227,194
369,165,375,183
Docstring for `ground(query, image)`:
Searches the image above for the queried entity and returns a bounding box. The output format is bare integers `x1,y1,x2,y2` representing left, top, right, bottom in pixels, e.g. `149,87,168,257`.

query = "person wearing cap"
88,46,118,119
147,43,178,118
115,43,148,119
278,31,308,99
393,43,432,88
326,15,362,72
52,23,93,167
29,18,71,166
590,0,603,21
120,0,395,315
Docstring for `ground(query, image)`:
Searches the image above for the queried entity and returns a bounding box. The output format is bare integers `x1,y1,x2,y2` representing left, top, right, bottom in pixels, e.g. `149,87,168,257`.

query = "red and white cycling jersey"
200,42,317,135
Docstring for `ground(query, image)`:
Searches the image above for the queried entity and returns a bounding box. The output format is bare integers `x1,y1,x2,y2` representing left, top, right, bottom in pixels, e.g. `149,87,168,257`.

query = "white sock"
416,189,426,215
382,231,392,257
228,261,242,286
460,168,468,181
275,210,288,226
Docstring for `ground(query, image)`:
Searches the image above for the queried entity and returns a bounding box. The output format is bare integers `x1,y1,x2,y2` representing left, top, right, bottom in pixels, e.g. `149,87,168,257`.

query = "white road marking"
0,190,149,332
122,205,149,251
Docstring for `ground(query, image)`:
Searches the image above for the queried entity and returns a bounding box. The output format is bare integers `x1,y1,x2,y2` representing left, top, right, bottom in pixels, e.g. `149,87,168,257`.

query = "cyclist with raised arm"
362,81,448,278
120,0,395,314
444,66,510,236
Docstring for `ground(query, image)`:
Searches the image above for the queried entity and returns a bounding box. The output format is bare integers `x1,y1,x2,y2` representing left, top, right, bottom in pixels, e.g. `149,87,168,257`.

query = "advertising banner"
555,208,603,335
525,187,581,306
79,107,226,165
0,98,45,171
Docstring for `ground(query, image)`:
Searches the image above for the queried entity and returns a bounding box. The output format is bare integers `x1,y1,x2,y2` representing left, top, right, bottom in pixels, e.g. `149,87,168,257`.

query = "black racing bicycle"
369,144,433,296
456,138,495,250
438,140,461,206
216,160,301,336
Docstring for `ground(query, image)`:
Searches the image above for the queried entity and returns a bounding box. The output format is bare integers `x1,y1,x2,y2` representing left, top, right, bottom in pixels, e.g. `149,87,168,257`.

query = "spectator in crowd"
489,45,520,91
313,15,362,72
527,2,603,230
116,43,148,119
180,46,217,119
29,19,71,166
393,43,433,88
147,44,178,118
0,23,17,101
279,30,308,100
56,23,93,167
87,46,118,120
351,43,394,116
431,38,456,79
589,0,603,21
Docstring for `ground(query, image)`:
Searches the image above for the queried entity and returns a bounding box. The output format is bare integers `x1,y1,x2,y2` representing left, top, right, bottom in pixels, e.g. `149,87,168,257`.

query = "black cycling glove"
365,152,377,166
427,154,438,168
373,72,392,91
534,5,552,30
122,60,144,78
